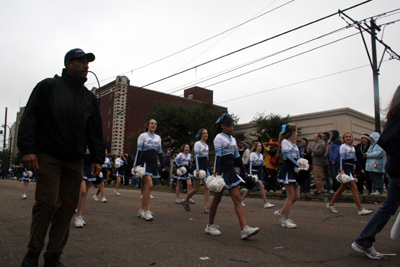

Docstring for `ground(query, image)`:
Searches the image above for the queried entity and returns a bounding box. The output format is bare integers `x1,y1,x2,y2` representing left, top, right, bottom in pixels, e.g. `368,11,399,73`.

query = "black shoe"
182,202,191,211
44,255,65,267
313,191,320,195
21,251,40,267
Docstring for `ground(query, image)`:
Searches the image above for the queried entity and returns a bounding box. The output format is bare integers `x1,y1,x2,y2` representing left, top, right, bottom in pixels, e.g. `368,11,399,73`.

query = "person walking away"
19,48,104,267
351,85,400,260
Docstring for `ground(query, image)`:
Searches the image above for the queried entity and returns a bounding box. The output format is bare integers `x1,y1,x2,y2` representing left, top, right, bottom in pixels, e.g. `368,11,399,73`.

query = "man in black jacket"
19,48,105,267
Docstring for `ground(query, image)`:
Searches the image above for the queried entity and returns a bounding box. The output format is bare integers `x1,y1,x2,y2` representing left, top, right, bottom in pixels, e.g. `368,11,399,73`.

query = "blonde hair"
342,131,353,145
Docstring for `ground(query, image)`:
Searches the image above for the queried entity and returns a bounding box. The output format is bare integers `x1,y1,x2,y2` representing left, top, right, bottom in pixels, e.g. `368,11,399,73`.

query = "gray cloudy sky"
1,0,400,141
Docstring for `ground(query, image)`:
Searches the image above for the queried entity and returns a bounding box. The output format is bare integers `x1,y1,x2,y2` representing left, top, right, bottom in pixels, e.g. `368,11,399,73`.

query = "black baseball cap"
64,48,95,65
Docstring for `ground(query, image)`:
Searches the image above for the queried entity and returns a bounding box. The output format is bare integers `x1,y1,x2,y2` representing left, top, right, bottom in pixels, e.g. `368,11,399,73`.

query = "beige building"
236,108,380,145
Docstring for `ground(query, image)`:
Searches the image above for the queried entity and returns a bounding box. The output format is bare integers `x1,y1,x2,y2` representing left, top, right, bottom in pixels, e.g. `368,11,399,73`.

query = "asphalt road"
1,179,398,267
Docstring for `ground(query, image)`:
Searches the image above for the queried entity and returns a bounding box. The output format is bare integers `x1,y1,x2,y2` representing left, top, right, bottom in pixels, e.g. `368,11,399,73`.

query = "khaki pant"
313,165,324,192
28,153,83,258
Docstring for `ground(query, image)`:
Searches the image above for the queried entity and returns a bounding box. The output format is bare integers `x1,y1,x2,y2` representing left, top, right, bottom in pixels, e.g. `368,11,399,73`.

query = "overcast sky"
1,0,400,140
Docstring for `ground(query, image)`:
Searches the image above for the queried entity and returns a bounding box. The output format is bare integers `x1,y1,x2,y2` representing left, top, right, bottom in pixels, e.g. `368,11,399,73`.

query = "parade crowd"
13,49,400,267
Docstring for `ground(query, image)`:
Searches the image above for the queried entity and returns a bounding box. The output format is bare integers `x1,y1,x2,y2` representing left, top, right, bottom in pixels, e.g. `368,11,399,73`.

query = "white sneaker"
22,194,27,199
241,201,246,207
351,242,383,260
145,210,153,221
115,191,121,196
281,219,297,229
274,210,285,223
81,217,86,225
188,198,195,204
329,190,335,194
371,191,381,196
101,197,107,203
75,216,84,228
264,202,274,208
150,194,154,199
205,224,221,236
93,195,99,201
241,225,260,239
326,204,338,213
269,190,274,193
138,209,145,219
358,208,373,216
175,199,182,204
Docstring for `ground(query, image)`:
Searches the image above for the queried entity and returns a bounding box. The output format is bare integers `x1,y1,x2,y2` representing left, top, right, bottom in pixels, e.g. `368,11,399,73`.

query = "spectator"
309,133,326,195
365,132,386,196
263,138,279,192
355,134,372,195
298,138,312,193
241,142,251,170
327,130,342,192
322,132,332,193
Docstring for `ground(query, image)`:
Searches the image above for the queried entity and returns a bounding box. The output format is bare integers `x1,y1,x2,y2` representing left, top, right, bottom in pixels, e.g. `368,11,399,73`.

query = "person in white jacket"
365,132,386,196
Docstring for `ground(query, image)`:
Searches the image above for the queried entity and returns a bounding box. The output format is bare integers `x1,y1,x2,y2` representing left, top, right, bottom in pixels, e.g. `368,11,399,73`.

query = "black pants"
357,171,372,194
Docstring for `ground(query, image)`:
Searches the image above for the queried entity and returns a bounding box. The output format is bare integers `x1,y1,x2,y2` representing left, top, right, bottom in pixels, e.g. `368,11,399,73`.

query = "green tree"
139,101,228,155
252,113,290,141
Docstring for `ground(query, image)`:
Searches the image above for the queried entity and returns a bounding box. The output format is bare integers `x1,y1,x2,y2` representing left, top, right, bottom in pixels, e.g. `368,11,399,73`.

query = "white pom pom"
206,175,225,192
99,172,103,178
132,166,146,177
177,167,187,176
249,174,258,181
23,171,27,177
336,173,352,184
197,170,206,179
297,158,309,171
27,171,33,178
115,161,121,168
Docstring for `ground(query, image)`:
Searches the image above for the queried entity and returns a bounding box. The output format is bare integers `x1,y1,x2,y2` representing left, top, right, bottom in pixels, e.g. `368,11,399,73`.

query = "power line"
87,0,295,87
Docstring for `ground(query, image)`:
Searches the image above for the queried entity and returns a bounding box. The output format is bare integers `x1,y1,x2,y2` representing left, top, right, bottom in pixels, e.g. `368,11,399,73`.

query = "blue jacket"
327,130,341,163
365,132,386,173
378,110,400,178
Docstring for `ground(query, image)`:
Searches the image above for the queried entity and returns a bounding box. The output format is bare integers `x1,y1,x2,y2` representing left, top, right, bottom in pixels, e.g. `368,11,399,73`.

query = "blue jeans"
329,161,340,191
355,178,400,248
370,172,384,193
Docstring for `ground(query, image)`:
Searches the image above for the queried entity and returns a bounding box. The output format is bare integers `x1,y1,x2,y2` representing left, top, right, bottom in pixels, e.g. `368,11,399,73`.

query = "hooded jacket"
327,130,341,163
18,69,105,165
365,132,386,173
378,110,400,178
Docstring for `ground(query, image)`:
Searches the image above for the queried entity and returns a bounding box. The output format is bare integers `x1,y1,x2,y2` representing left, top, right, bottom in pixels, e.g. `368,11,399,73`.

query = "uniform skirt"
278,160,298,185
193,157,210,180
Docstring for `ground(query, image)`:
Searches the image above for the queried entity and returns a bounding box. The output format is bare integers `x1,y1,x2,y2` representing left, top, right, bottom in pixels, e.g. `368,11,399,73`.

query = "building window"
108,106,111,114
107,121,110,128
188,94,193,99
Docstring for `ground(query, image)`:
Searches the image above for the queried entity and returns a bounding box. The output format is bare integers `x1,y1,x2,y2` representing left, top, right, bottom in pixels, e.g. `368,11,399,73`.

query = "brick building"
92,76,227,157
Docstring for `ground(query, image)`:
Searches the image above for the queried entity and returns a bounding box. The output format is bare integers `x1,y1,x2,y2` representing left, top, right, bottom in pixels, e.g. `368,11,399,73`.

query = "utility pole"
370,19,381,133
3,107,7,163
339,11,400,134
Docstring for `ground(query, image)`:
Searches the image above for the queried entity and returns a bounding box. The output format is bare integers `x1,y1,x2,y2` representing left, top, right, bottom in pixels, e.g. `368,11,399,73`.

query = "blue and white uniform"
278,139,300,184
249,152,270,182
134,132,164,178
174,152,193,180
194,140,210,179
339,143,362,181
101,157,112,182
20,168,33,182
115,157,127,178
213,133,246,189
84,148,97,182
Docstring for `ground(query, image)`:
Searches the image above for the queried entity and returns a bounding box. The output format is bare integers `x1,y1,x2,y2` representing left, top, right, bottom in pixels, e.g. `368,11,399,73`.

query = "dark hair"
180,144,190,152
316,133,322,139
322,132,330,140
251,142,261,152
301,138,308,145
384,85,400,128
278,124,297,149
197,128,207,141
213,115,234,138
145,119,157,132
